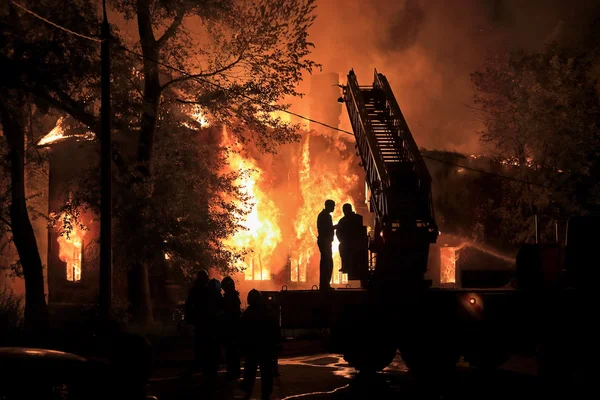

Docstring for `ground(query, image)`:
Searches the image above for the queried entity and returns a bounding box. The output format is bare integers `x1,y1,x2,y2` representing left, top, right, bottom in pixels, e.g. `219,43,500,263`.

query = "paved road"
148,352,541,400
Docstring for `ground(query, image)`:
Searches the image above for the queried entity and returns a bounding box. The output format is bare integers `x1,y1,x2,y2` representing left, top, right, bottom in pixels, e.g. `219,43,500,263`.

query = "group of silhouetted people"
181,199,364,397
184,271,279,399
318,200,367,290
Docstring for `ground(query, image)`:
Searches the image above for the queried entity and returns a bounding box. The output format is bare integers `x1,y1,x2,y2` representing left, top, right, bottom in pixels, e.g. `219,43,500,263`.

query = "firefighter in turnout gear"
317,199,337,290
336,203,364,274
240,289,280,400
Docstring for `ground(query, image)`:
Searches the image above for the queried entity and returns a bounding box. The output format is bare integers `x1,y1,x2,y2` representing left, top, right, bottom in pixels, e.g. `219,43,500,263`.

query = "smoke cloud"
288,0,600,155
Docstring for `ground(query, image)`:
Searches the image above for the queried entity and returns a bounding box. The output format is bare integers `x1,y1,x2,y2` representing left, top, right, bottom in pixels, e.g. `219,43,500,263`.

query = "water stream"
442,234,516,265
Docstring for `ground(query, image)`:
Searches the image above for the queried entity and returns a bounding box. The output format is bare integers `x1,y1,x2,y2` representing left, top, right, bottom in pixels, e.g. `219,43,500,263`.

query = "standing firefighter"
336,203,364,274
240,289,280,400
221,276,242,380
317,199,336,290
184,271,223,389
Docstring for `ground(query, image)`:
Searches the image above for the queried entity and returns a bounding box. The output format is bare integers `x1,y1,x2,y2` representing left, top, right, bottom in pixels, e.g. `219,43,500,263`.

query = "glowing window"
57,214,86,283
440,246,456,284
244,257,270,281
290,257,307,283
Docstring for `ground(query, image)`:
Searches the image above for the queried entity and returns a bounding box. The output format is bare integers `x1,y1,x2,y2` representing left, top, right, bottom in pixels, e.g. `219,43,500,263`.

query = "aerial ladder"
262,70,449,374
261,70,592,388
341,69,438,288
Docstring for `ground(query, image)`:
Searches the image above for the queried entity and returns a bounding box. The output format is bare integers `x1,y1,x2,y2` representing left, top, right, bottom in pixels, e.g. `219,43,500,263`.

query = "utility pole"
99,0,112,319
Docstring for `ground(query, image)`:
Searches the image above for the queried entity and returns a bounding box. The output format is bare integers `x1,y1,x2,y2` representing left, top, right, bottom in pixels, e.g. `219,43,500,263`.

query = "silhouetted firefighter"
317,199,337,290
184,271,223,389
221,276,242,380
336,203,364,274
240,289,280,400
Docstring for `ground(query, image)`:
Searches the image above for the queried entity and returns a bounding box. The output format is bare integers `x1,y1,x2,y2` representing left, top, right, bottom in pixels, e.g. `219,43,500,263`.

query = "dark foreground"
148,353,543,400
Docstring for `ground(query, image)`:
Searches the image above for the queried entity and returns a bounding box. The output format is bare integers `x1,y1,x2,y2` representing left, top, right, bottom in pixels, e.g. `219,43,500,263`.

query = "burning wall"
221,73,366,289
45,139,100,304
221,128,364,289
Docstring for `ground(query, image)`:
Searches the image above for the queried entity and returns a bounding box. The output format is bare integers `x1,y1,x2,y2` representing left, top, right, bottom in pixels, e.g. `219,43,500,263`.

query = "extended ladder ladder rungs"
342,69,438,243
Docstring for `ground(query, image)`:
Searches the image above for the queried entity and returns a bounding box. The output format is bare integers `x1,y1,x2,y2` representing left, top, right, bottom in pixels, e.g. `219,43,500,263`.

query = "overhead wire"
8,0,560,191
8,0,104,43
115,44,347,135
115,45,557,190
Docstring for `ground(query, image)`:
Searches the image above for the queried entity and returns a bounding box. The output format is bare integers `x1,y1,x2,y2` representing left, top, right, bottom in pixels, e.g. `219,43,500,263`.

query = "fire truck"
262,69,590,383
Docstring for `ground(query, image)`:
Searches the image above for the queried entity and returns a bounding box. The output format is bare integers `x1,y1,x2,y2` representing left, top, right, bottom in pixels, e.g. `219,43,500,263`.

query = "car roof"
0,347,87,362
0,347,105,383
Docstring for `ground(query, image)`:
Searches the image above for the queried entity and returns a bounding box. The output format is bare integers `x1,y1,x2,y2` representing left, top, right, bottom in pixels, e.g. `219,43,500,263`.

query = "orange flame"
440,246,456,284
38,118,67,146
221,126,359,286
221,127,282,280
56,213,86,283
37,117,94,146
291,135,352,285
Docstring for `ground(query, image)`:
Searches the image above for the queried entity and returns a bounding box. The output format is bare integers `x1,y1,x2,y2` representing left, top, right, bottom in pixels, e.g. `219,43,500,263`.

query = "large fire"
56,213,86,283
221,127,356,286
291,135,351,285
221,128,282,281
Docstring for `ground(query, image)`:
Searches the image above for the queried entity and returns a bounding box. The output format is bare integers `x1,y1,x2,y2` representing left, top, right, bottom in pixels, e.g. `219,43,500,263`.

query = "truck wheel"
344,346,397,373
335,303,396,373
400,338,459,383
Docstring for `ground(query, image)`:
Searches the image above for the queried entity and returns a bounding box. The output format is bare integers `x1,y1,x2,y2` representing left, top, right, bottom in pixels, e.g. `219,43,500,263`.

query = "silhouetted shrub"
0,285,24,344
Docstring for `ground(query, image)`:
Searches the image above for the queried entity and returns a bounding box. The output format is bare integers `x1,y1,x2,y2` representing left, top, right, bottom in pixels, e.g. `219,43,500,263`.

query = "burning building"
220,75,517,295
7,76,519,314
222,72,367,294
39,121,100,305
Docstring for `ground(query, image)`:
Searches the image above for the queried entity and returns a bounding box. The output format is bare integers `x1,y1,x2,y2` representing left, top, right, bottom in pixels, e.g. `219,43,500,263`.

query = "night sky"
289,0,600,154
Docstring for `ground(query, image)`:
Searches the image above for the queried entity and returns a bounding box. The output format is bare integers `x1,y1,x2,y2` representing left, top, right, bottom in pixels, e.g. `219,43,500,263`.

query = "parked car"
0,346,157,400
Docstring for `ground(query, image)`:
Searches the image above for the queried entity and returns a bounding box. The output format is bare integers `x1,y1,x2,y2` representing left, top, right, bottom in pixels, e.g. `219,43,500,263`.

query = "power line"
421,155,554,189
9,0,104,43
116,44,556,190
4,2,560,190
116,44,345,135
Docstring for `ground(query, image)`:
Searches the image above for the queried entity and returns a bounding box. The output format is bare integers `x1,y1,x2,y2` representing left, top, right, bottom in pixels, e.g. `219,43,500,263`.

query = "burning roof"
37,117,94,147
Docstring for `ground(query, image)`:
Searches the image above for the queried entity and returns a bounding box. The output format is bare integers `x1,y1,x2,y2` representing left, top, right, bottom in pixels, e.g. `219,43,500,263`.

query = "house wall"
47,139,99,305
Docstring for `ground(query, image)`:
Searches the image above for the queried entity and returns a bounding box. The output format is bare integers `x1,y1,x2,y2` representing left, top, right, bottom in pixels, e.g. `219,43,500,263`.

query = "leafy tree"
103,0,318,322
0,0,100,335
471,44,600,243
146,104,251,277
2,0,318,323
63,103,252,319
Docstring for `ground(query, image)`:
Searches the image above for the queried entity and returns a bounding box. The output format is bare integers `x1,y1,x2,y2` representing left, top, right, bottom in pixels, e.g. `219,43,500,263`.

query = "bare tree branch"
0,215,12,229
160,51,246,91
156,11,185,48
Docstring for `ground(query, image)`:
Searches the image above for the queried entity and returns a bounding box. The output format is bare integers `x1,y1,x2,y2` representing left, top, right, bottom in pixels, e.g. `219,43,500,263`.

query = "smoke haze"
289,0,600,154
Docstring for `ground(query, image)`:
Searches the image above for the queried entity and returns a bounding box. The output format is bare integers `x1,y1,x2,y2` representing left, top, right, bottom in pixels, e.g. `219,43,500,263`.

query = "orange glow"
182,105,209,130
37,117,94,146
56,213,86,283
221,127,282,281
440,246,456,284
220,127,357,285
38,118,67,146
193,107,209,128
290,135,350,285
269,110,292,124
